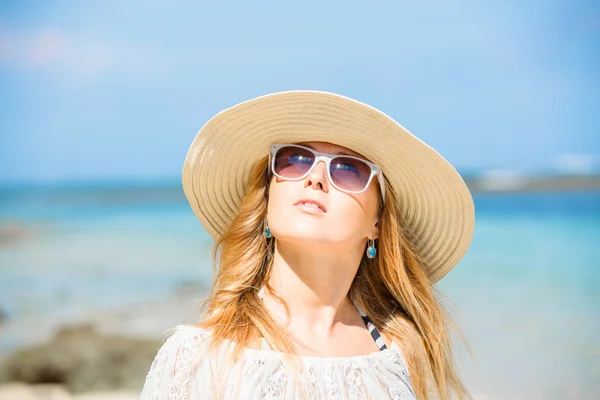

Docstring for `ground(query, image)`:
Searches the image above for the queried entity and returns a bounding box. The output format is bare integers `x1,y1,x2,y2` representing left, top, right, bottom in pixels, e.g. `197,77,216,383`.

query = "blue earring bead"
264,226,272,239
366,239,377,259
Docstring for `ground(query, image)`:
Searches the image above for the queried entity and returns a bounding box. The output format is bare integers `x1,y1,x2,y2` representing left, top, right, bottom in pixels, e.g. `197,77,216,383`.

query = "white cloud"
555,153,599,174
26,28,69,67
0,27,161,83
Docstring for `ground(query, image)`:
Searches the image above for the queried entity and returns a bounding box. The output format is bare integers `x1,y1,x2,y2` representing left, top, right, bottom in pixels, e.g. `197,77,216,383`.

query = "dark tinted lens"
274,146,315,178
330,157,372,192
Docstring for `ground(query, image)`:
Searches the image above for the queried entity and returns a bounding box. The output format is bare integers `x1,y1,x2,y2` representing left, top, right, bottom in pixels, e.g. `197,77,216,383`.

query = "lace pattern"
139,325,415,400
139,325,209,400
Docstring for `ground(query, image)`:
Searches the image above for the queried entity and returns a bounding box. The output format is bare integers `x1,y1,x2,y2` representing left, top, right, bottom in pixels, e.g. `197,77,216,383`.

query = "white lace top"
139,324,416,400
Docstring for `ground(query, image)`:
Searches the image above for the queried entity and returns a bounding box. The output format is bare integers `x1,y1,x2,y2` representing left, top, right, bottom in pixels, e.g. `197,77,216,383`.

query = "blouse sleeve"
139,325,209,400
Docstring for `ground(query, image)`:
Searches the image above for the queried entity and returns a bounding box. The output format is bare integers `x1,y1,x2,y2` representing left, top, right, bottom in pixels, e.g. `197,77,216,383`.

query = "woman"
139,91,475,399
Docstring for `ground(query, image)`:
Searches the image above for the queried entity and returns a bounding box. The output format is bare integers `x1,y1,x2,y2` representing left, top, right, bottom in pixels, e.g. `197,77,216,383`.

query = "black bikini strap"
357,308,388,351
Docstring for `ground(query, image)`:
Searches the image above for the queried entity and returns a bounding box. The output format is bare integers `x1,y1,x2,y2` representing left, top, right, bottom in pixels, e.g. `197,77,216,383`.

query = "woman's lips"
296,202,326,214
294,199,327,213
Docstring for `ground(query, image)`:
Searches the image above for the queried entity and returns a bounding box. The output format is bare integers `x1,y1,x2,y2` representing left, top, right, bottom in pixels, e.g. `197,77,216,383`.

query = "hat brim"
182,90,475,283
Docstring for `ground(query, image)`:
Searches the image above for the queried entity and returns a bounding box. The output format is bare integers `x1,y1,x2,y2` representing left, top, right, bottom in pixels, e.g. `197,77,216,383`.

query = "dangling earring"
366,239,377,259
264,218,272,239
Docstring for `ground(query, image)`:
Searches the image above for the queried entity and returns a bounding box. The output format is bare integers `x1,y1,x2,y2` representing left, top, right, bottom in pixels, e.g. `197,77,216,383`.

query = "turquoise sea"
0,185,598,398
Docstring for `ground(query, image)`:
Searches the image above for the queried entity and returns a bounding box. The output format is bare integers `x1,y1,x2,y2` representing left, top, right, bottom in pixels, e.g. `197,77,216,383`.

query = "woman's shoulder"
139,324,211,400
153,324,211,355
154,324,213,365
164,323,212,342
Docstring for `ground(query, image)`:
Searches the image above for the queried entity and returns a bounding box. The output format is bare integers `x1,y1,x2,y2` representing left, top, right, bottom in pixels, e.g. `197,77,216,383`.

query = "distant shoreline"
465,173,600,193
0,174,598,203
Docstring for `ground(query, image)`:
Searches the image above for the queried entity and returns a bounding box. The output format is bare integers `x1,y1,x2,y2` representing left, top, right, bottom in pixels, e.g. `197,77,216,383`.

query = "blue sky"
0,0,598,184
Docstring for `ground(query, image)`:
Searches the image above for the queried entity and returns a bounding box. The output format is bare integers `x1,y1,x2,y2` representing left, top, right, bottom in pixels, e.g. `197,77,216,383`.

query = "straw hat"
182,90,475,283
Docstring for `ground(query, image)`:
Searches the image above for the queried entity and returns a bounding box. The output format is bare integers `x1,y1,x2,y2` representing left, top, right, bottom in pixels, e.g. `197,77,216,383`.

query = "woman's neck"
263,240,362,331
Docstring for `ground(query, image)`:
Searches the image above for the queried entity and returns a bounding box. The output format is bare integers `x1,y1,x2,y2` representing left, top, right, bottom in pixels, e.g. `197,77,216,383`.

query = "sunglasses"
268,144,386,201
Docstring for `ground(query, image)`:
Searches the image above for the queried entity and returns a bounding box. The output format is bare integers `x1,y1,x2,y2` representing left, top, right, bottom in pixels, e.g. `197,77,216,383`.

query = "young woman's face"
267,141,381,250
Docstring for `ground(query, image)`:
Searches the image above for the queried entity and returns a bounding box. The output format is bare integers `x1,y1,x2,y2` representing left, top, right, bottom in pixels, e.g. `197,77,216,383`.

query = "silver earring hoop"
264,217,272,239
366,239,377,259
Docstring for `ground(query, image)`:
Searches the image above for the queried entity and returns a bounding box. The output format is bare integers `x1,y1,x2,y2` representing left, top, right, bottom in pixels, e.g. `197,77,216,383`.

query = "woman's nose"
304,160,329,191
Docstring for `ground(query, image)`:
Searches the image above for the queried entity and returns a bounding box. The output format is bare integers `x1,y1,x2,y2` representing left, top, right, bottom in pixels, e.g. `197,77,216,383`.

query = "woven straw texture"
182,91,475,282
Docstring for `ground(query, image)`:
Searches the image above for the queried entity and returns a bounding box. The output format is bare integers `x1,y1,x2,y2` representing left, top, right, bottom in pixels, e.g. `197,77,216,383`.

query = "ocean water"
0,185,598,398
438,192,600,398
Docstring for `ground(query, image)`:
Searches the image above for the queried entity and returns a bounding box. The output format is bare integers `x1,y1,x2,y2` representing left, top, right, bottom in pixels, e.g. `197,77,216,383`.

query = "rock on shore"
0,324,161,394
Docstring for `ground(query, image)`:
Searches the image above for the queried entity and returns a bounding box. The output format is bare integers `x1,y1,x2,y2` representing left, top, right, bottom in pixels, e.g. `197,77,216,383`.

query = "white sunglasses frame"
268,143,386,202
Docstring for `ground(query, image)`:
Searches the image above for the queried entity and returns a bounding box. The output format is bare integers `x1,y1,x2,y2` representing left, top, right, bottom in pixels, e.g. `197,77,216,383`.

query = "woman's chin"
273,230,331,245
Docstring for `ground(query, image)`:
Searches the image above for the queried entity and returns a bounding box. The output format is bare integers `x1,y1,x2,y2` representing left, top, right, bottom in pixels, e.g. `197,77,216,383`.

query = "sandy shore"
1,285,598,399
0,284,209,399
0,283,208,363
0,383,138,400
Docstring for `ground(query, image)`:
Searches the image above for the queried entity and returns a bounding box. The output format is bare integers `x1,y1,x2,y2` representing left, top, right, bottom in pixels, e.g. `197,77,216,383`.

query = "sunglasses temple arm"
378,173,386,202
267,150,272,179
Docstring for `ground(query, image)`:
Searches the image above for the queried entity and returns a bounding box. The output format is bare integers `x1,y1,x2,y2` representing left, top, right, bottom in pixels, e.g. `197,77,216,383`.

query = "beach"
0,185,599,399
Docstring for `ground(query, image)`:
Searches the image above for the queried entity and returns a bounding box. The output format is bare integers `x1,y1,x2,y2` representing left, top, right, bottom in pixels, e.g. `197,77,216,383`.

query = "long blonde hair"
195,155,470,399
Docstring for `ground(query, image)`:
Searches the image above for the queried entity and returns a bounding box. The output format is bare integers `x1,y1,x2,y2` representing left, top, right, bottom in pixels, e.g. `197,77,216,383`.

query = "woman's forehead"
296,141,367,159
